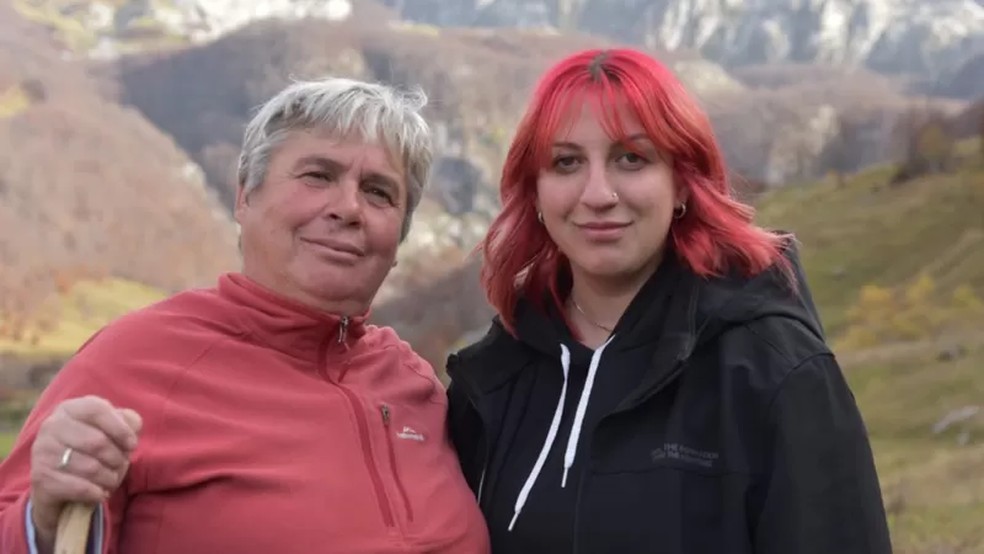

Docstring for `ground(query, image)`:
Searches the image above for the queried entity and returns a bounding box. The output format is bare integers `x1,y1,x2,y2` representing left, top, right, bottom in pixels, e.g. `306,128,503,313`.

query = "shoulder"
690,315,833,410
765,352,858,424
740,314,831,368
451,317,523,367
362,323,425,365
706,323,843,436
24,287,239,426
68,286,242,377
362,323,446,390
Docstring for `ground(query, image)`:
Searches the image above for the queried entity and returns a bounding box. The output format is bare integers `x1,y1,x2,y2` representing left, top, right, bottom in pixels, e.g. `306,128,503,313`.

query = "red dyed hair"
479,48,790,334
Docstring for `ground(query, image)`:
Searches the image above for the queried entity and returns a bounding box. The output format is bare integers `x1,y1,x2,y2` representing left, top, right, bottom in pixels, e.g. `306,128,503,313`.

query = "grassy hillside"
0,431,15,457
756,141,984,553
0,278,166,360
757,142,984,336
849,345,984,553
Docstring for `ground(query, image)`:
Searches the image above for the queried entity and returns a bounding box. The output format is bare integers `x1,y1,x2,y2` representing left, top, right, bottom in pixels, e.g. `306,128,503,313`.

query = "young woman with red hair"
447,48,891,553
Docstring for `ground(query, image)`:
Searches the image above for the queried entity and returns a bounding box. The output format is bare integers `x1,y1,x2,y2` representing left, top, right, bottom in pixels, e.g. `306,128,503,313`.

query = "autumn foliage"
372,257,493,379
838,275,984,350
0,3,239,335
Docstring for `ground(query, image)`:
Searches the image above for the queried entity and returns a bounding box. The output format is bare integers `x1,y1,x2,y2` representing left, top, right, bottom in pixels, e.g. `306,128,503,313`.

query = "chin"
314,267,386,297
572,256,655,281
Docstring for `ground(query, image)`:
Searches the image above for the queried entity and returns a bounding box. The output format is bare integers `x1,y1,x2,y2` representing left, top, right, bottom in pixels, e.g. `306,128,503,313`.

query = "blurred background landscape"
0,0,982,550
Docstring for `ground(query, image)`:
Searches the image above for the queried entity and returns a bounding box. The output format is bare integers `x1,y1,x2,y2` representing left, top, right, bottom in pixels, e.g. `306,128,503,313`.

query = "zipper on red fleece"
337,386,395,528
381,404,414,523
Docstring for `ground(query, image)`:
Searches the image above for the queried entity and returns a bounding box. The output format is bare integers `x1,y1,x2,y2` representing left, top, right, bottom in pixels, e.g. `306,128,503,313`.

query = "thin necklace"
571,298,615,333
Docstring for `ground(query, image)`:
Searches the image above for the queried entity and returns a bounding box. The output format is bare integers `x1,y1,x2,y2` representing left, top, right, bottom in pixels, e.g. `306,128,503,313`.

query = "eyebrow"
294,155,402,195
551,133,652,148
294,155,344,172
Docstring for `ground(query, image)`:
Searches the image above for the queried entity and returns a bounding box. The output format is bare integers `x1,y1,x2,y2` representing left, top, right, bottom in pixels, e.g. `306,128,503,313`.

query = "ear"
673,177,690,207
234,183,250,225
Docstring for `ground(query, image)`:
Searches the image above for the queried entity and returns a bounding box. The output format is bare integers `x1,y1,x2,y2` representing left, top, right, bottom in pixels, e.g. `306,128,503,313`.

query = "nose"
580,162,618,209
323,175,363,226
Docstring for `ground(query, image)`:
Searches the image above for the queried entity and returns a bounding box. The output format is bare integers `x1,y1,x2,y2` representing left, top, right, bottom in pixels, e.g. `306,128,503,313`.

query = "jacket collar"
217,272,368,366
449,236,820,408
447,259,699,399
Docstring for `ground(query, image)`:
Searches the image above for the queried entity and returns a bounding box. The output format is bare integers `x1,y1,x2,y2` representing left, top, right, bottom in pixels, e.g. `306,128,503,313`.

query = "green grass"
0,278,167,360
0,431,16,458
0,277,164,459
756,143,984,335
845,341,984,553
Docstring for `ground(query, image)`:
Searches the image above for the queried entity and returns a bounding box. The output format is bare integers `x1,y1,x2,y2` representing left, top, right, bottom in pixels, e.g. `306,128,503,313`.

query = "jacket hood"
483,235,824,374
452,235,823,395
691,238,825,351
511,237,822,361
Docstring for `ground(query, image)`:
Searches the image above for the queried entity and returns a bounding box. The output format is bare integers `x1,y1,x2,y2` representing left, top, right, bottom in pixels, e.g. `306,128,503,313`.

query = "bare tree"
822,112,865,187
890,106,956,185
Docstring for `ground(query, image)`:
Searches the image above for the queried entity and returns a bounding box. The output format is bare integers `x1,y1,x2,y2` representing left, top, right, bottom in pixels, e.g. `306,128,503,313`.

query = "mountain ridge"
382,0,984,91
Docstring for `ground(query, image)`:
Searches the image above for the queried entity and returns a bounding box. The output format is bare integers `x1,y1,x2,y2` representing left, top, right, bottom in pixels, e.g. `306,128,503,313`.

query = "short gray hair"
237,77,433,240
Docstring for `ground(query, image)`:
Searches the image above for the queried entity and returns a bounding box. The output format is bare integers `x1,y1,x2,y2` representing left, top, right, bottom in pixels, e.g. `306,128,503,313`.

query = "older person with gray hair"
0,77,491,554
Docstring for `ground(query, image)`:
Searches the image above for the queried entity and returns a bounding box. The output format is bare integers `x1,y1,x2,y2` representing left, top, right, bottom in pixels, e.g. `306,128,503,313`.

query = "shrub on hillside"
890,108,957,185
837,275,984,350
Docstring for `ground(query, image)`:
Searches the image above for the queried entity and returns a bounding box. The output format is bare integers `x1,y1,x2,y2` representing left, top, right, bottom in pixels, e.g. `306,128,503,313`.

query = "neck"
241,269,370,319
567,255,662,336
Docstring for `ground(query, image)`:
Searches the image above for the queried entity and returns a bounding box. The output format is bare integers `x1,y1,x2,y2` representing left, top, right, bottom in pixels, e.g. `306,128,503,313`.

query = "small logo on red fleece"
396,426,425,442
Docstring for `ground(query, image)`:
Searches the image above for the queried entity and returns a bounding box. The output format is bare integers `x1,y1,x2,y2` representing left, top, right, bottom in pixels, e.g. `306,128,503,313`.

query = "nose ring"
611,191,619,201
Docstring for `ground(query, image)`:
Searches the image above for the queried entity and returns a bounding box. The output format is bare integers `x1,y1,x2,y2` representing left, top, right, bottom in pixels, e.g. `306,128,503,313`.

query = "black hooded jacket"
446,242,892,554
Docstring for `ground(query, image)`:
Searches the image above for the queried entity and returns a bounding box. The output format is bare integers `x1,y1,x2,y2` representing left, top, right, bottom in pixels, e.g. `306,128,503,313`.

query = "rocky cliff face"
381,0,984,83
15,0,965,190
19,0,981,84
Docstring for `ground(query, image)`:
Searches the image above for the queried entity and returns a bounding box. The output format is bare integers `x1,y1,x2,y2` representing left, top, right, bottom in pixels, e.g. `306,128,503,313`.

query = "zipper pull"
337,316,349,344
381,404,391,427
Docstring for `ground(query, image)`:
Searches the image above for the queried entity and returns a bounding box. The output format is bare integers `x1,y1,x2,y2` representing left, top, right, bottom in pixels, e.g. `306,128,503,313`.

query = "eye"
364,184,394,205
551,155,582,174
301,171,335,184
616,151,649,170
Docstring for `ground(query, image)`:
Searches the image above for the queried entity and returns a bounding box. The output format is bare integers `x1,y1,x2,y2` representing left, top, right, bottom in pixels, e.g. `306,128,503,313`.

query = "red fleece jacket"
0,273,490,553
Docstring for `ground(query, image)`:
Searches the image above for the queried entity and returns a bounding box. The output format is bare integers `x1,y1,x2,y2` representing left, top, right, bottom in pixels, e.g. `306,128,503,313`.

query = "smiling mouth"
577,222,630,230
575,221,631,242
302,238,365,257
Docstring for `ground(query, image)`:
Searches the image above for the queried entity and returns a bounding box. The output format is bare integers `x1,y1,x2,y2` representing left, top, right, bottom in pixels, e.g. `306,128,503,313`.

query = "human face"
536,102,683,287
235,129,406,315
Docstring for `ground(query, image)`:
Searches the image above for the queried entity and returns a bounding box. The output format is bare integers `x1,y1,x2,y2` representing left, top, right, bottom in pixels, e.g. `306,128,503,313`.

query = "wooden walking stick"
54,502,95,554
